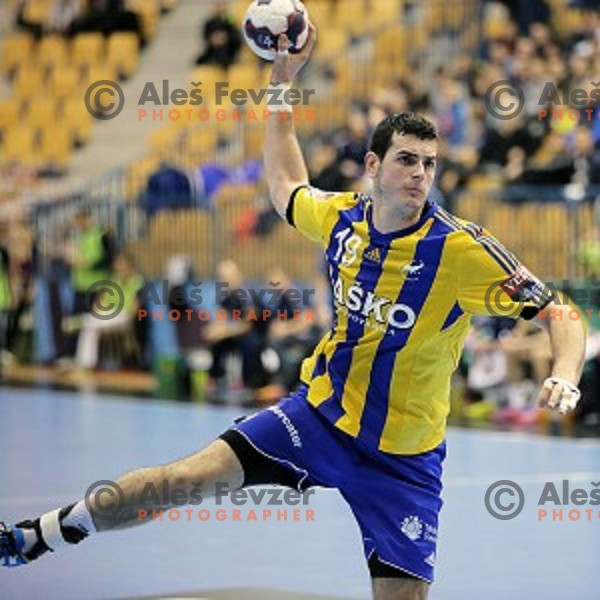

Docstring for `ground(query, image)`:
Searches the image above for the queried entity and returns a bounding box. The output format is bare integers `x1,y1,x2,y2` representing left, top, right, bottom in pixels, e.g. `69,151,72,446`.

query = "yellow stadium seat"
148,126,183,154
331,0,368,36
231,0,249,25
374,26,406,63
37,35,69,71
185,126,219,155
0,98,23,133
71,33,105,69
0,33,35,74
48,64,83,99
125,156,161,199
226,64,261,91
107,33,140,79
25,96,59,128
59,97,94,145
190,65,228,90
21,0,53,26
314,29,348,59
38,124,72,168
0,124,37,165
128,0,160,40
82,65,118,89
12,66,45,100
370,0,401,28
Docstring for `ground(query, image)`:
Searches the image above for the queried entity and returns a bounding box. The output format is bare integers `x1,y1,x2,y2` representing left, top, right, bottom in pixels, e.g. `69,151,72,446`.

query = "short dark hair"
369,113,438,161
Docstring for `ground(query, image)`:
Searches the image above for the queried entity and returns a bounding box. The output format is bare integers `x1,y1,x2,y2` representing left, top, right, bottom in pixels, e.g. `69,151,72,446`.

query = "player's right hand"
270,22,317,85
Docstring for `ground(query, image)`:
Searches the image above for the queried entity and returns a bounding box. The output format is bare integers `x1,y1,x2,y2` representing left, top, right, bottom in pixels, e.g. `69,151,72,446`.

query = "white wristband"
267,83,294,113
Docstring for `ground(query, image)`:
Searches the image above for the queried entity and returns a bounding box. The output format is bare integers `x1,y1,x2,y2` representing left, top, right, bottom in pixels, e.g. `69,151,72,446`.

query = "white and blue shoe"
0,520,50,567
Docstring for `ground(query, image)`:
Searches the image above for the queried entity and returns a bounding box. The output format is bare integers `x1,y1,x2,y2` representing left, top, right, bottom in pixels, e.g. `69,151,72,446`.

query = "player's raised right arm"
264,25,316,218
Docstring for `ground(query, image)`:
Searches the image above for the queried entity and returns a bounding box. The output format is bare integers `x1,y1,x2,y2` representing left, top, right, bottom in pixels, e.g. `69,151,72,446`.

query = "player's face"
366,133,437,214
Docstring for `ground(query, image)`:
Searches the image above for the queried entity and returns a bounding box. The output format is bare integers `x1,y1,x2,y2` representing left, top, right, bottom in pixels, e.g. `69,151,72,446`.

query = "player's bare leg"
91,439,243,530
1,439,244,564
372,578,429,600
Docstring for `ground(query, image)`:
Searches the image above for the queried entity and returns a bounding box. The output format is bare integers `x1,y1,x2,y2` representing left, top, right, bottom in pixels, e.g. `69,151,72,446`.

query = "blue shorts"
220,385,446,582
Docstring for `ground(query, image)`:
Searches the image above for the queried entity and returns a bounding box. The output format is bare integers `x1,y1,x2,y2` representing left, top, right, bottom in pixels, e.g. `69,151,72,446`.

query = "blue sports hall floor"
1,386,598,599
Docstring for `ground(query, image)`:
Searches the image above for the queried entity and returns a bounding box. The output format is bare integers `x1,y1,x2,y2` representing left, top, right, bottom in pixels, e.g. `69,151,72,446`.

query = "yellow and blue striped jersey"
287,186,553,455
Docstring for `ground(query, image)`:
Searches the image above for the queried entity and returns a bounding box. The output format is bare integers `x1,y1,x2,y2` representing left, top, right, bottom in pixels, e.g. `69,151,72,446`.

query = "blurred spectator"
478,114,540,172
0,223,13,366
75,253,143,369
336,111,370,168
66,209,114,322
48,0,83,35
431,71,470,147
569,126,600,187
205,260,269,393
463,317,509,403
195,1,242,69
496,0,550,35
70,0,144,44
308,138,354,191
263,267,322,393
140,162,195,217
505,131,575,186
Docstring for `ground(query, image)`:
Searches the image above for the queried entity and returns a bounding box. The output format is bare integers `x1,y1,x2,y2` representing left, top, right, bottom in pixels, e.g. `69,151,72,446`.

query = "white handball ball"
243,0,310,62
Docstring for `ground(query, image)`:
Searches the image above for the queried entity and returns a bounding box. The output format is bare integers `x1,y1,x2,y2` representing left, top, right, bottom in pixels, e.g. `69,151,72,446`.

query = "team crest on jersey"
364,246,381,264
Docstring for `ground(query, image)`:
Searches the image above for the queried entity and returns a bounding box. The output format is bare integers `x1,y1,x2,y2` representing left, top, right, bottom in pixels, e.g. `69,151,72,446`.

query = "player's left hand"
537,376,581,415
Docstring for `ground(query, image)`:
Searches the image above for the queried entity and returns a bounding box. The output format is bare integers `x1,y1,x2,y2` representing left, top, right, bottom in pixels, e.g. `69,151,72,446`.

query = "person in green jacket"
71,210,114,312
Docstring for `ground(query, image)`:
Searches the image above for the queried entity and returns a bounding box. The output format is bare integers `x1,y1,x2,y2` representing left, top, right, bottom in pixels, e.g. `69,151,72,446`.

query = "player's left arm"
458,238,586,415
533,304,585,414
